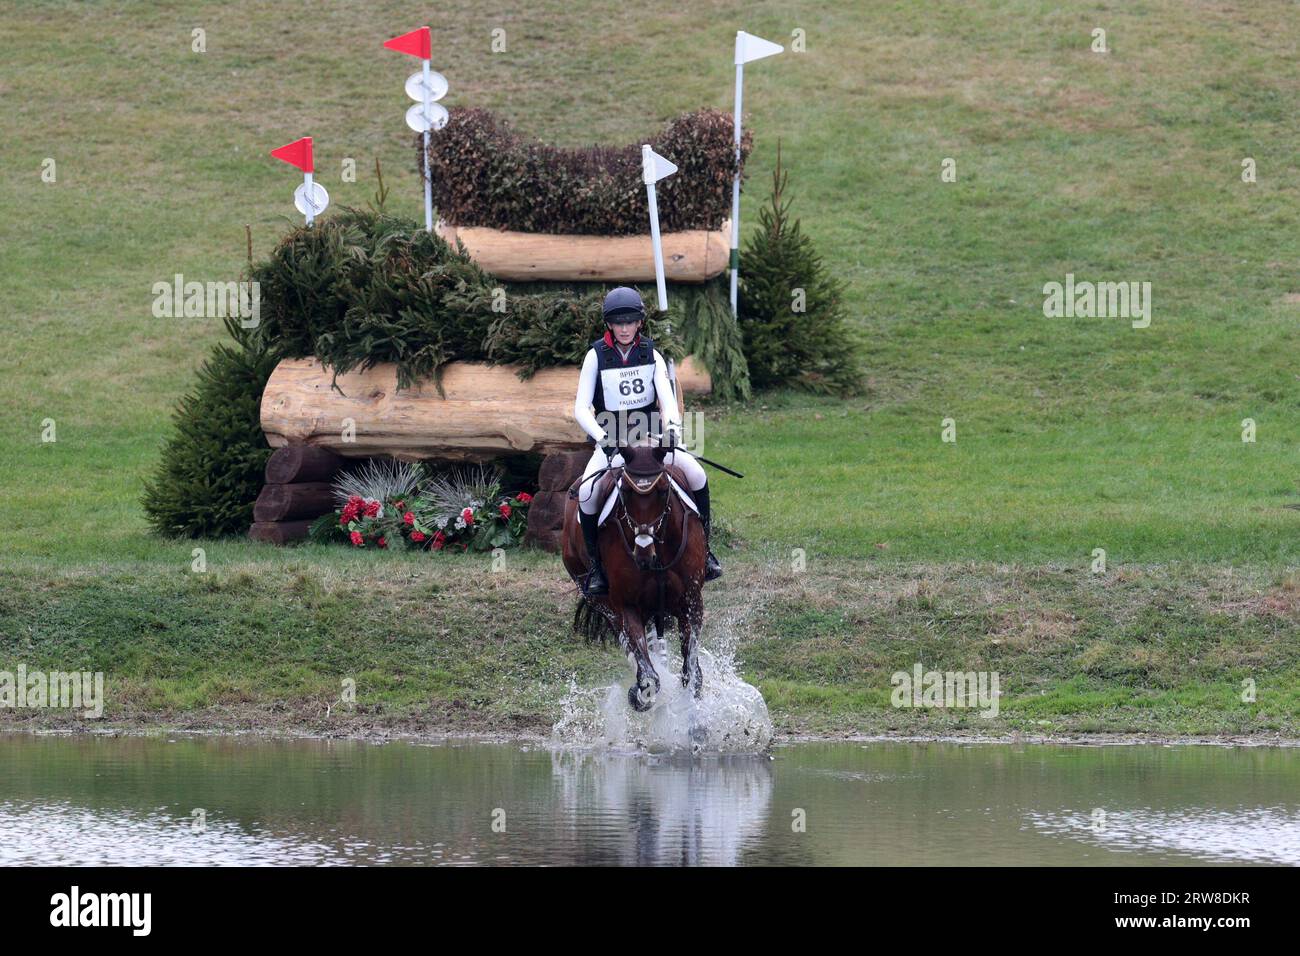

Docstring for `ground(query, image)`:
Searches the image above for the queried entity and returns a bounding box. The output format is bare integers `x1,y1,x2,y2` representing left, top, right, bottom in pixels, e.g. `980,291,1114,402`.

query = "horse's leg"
680,592,704,698
623,610,659,712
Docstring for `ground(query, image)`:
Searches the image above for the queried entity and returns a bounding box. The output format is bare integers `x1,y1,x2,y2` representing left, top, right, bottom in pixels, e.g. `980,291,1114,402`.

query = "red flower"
410,531,426,543
339,515,349,527
403,511,415,526
363,500,381,518
431,531,446,551
395,500,405,510
499,503,512,520
377,536,388,549
349,531,364,547
347,495,363,507
461,507,474,525
516,492,533,504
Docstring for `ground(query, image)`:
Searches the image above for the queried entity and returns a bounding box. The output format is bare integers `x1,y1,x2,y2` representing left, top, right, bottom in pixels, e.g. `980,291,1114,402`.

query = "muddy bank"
5,710,1299,750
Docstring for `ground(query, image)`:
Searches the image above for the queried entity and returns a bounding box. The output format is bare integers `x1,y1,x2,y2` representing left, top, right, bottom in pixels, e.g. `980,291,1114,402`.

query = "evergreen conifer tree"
141,316,279,537
737,145,863,394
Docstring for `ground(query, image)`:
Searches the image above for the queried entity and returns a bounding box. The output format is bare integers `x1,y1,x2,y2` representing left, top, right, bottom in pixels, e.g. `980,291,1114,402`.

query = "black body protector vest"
589,334,658,446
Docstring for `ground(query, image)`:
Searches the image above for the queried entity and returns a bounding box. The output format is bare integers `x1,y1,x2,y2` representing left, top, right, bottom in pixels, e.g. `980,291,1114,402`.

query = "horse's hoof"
682,661,703,697
629,682,656,712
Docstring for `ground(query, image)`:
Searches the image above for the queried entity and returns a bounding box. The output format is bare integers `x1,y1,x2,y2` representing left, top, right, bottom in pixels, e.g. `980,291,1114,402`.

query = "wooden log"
436,220,730,283
248,519,315,545
265,445,346,485
261,357,711,462
253,482,337,523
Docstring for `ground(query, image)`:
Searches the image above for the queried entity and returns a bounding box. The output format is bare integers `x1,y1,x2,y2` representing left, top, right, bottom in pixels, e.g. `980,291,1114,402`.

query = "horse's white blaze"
635,533,654,548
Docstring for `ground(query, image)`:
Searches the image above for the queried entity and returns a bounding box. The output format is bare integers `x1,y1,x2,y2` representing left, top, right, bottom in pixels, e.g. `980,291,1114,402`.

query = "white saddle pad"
578,474,700,528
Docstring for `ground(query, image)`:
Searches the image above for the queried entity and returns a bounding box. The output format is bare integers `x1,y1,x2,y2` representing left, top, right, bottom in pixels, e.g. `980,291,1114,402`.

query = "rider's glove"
601,436,621,461
663,424,680,449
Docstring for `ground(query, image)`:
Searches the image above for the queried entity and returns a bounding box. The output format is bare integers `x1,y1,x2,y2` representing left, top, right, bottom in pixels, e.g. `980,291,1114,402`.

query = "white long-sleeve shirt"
574,345,679,443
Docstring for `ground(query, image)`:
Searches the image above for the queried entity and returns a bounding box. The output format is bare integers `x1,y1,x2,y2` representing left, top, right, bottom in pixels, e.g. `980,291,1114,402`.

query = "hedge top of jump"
422,107,753,236
247,208,687,391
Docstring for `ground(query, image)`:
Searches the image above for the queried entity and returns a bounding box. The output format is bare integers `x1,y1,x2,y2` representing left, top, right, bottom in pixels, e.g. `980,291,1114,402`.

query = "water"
2,734,1298,865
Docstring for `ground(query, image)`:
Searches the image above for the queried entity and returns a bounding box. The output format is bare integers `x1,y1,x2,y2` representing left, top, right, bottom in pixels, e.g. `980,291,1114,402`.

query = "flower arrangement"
310,460,532,552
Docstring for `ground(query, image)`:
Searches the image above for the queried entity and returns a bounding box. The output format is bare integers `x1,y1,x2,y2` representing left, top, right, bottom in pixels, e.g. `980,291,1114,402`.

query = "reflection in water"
1025,807,1300,865
0,801,342,866
0,735,1297,865
549,750,773,866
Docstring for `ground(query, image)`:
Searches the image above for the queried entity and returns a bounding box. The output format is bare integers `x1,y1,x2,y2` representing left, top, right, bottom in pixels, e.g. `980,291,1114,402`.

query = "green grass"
2,556,1296,737
1,1,1298,737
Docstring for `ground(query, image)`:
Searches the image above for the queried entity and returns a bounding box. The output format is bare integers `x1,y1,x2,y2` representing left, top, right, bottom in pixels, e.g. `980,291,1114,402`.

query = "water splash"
552,615,773,754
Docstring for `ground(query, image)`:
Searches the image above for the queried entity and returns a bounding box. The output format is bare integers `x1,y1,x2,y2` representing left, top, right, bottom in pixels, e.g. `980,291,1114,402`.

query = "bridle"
614,463,692,574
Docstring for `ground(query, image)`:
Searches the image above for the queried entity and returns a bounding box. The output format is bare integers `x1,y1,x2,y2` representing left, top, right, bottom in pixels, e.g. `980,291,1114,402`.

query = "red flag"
383,26,431,60
270,137,313,173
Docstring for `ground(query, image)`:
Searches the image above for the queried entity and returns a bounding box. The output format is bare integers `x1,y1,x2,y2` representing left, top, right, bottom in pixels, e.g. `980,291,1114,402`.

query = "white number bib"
600,363,655,411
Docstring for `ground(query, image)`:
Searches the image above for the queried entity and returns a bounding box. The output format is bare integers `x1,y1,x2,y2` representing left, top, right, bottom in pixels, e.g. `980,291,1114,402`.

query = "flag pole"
272,136,327,227
643,147,670,315
643,144,678,401
385,27,442,233
421,58,433,232
729,31,784,317
303,171,316,226
729,54,743,316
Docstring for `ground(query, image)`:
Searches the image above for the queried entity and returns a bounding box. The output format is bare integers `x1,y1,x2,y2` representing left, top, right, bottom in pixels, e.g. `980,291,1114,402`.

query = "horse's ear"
653,445,669,463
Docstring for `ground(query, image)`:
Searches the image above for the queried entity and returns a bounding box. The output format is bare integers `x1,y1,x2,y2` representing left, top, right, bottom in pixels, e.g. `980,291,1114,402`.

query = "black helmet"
602,286,645,324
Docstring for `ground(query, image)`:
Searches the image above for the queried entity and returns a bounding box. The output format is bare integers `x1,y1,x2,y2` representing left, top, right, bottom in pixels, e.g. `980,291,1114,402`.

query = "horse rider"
572,286,722,595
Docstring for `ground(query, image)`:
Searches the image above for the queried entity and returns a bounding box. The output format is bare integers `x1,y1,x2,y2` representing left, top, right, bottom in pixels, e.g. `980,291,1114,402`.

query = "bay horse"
562,443,707,712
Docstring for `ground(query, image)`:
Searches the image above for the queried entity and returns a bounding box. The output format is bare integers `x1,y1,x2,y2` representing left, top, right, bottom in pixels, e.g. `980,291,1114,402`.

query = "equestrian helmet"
601,286,646,325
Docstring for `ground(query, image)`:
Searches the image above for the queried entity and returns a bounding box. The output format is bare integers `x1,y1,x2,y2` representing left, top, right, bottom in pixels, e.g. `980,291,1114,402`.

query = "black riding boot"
694,485,723,582
579,509,609,595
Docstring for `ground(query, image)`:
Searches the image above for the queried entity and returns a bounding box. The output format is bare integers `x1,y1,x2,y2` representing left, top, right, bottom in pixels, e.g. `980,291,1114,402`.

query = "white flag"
642,145,678,185
735,31,783,65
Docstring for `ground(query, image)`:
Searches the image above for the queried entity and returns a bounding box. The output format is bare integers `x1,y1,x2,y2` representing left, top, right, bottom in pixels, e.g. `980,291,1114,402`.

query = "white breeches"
577,446,707,515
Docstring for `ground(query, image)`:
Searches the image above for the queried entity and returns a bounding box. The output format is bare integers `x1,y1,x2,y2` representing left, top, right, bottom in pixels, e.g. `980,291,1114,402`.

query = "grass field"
3,555,1298,737
2,1,1298,738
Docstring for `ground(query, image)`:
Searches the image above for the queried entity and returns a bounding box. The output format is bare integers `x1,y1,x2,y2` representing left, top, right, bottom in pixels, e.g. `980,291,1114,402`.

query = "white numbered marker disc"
406,102,449,133
293,181,330,217
405,70,449,103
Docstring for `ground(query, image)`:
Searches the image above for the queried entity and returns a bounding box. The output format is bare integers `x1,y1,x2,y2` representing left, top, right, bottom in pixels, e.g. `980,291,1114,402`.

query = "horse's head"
617,445,672,571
